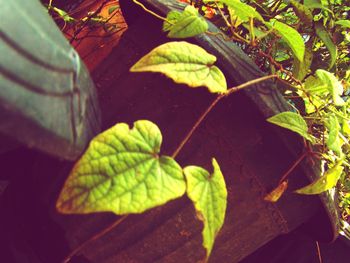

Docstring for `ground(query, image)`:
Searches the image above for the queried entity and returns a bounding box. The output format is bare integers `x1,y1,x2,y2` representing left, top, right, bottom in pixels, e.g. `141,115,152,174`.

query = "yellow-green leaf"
205,0,264,22
316,69,345,106
315,21,337,69
293,44,313,81
163,10,182,32
335,20,350,28
130,41,227,93
267,112,316,143
268,19,305,62
163,6,208,38
295,161,344,195
56,120,186,215
326,114,343,156
184,158,227,259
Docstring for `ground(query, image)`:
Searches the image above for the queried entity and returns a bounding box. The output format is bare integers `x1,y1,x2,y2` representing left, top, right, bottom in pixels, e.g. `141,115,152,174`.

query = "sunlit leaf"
326,114,343,156
315,21,337,69
53,7,75,22
295,161,344,194
162,6,208,38
264,181,288,202
316,69,345,106
304,0,324,9
268,19,305,62
56,120,186,214
335,20,350,28
293,45,313,81
267,112,316,143
163,10,182,32
130,42,227,93
205,0,264,22
303,75,328,96
184,158,227,259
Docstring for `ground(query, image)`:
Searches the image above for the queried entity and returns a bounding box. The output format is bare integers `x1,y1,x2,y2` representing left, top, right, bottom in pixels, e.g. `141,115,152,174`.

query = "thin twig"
172,75,278,158
132,0,167,21
278,151,308,184
316,241,323,263
172,95,222,158
69,0,110,43
61,215,128,263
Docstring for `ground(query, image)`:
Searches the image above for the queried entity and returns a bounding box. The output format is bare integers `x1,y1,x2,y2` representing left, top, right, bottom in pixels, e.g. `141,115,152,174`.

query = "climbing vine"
55,0,350,261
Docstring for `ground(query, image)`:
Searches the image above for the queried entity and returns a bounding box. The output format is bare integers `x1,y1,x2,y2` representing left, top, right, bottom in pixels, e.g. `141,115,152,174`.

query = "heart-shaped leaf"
295,161,343,194
57,120,186,215
163,6,208,38
267,112,316,143
130,41,227,93
184,158,227,259
268,19,305,62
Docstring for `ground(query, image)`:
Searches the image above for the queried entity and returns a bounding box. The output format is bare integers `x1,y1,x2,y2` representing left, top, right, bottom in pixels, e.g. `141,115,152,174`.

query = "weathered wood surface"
0,0,100,160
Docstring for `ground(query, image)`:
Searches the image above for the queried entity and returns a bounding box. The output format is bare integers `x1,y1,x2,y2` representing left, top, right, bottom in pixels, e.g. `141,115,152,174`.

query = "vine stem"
61,215,128,263
132,0,167,21
172,74,278,158
278,151,308,184
61,74,276,262
316,241,323,263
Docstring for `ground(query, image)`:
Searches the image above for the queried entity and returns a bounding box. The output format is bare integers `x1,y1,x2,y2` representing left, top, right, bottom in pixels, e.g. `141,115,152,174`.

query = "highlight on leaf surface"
315,69,345,106
268,19,305,62
163,5,208,38
267,111,316,143
326,114,343,156
264,181,288,202
56,120,186,215
130,41,227,93
183,158,227,259
205,0,264,22
295,161,344,195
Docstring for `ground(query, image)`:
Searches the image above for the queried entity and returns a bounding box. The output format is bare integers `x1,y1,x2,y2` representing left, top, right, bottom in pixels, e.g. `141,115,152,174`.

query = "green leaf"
56,120,186,215
303,75,328,96
163,10,182,32
163,6,208,38
53,7,75,22
304,0,332,12
268,20,305,62
335,20,350,28
184,158,227,259
108,5,119,15
290,0,313,26
326,115,343,156
267,112,315,143
130,41,227,93
316,69,345,106
292,44,313,81
315,21,337,69
295,161,344,194
206,0,264,22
